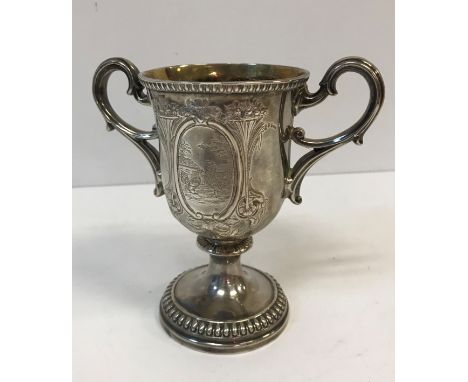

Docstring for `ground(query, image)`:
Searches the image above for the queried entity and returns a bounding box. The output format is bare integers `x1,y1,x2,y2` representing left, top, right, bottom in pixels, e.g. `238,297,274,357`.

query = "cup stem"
207,254,244,277
196,235,253,257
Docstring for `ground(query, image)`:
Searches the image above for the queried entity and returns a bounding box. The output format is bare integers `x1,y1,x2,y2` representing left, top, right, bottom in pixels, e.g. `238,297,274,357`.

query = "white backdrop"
73,0,394,187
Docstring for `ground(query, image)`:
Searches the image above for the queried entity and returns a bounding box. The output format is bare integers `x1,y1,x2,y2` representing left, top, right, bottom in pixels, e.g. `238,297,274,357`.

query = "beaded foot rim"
159,265,289,353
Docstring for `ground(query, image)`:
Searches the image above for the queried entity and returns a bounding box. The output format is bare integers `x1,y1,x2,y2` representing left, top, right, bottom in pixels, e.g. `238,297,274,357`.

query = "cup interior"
140,63,308,83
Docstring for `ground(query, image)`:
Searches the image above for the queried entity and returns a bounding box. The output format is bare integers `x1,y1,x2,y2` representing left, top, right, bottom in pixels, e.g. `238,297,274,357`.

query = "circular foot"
159,265,289,353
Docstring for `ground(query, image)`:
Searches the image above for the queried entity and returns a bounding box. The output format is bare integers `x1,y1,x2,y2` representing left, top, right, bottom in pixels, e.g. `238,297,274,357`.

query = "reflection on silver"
92,57,384,352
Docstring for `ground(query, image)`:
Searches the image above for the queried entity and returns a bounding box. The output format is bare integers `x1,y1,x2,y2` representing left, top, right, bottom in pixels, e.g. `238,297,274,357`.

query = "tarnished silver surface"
92,57,385,352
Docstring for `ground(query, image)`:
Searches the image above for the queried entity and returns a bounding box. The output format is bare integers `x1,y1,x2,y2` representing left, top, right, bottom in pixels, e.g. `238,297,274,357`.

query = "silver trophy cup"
92,57,384,352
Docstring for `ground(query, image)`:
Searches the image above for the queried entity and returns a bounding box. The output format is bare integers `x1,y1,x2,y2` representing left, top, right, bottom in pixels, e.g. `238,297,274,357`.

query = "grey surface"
73,172,394,381
73,0,394,187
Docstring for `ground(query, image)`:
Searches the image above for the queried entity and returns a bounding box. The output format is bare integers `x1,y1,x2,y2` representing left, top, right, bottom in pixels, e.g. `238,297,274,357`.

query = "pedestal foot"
159,237,289,353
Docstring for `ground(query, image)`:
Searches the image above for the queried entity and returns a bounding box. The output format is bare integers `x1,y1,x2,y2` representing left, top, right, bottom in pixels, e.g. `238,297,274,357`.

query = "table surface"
73,172,394,382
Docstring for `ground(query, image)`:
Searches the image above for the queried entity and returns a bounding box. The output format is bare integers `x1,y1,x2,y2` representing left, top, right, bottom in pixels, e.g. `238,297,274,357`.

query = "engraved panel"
174,121,240,220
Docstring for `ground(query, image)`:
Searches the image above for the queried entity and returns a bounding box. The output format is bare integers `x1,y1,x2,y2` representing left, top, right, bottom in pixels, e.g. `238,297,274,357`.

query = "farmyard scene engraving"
177,130,236,217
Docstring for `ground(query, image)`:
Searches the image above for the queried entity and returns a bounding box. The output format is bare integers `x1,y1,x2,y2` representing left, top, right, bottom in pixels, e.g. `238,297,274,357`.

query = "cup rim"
138,63,310,94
